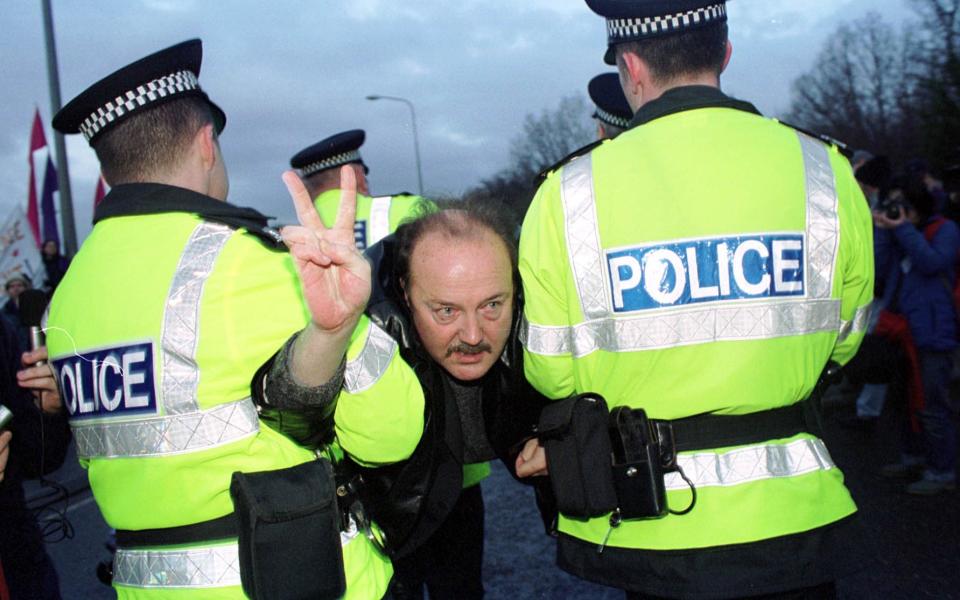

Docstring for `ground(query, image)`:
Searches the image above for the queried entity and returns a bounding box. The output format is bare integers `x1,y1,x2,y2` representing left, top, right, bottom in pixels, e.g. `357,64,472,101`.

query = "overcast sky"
1,0,915,242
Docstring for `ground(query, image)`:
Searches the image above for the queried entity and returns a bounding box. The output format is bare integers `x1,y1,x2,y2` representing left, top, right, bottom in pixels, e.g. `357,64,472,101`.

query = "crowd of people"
841,153,959,495
1,0,957,599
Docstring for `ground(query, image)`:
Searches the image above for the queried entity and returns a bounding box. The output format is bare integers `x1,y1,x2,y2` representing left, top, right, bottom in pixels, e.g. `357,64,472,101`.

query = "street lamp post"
366,95,424,197
41,0,77,256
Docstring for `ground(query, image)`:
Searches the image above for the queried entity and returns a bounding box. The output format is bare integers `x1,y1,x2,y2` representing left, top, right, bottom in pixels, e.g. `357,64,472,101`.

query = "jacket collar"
92,183,284,248
629,85,761,129
93,183,272,225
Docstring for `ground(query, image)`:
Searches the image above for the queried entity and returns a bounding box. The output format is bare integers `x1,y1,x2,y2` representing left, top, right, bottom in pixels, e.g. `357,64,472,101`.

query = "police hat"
53,39,226,145
584,0,728,65
588,73,632,130
290,130,369,177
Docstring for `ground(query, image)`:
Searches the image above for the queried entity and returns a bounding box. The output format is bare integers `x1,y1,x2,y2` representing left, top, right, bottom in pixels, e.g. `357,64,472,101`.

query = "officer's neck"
123,160,224,201
631,73,721,112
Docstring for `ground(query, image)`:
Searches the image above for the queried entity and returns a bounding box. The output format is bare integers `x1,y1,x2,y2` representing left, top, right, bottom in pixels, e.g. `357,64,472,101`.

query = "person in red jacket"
873,174,960,495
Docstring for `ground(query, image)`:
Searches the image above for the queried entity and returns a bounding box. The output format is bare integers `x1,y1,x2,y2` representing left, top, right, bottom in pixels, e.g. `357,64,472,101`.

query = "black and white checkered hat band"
594,107,631,130
80,70,200,141
300,150,362,176
606,3,726,44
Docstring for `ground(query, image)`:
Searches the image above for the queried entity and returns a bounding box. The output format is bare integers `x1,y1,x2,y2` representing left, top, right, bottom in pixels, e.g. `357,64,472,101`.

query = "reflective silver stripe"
562,155,610,321
838,302,873,343
113,520,361,589
369,196,393,246
344,322,398,393
798,133,839,300
72,398,260,459
523,298,841,357
526,128,843,358
664,437,836,491
161,222,234,415
113,544,242,589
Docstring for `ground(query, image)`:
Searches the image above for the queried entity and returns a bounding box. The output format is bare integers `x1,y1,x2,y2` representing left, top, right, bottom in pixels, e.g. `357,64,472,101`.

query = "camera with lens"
878,192,906,220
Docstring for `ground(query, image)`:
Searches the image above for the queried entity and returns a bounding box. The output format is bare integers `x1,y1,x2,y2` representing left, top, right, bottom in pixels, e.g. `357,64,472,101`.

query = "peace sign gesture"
281,166,371,335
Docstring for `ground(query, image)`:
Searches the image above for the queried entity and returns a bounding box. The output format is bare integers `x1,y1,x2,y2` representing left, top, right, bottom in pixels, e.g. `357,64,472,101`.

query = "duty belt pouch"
229,459,345,600
538,393,617,518
609,407,669,519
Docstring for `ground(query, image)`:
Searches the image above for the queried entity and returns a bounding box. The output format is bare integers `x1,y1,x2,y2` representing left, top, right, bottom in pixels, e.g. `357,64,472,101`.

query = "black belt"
654,400,819,453
115,471,366,549
645,361,840,453
115,512,239,549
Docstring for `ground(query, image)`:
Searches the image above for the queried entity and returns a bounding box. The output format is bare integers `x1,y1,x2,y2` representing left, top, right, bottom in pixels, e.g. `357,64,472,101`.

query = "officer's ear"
721,40,733,74
618,50,650,109
196,124,218,173
353,165,370,196
399,276,411,307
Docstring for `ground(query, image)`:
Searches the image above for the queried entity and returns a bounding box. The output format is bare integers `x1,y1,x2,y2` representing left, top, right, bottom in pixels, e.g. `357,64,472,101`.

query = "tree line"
787,0,960,170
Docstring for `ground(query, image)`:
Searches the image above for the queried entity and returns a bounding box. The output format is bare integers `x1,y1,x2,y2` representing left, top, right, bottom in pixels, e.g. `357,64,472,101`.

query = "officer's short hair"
394,199,518,291
93,95,215,185
302,168,345,198
616,21,728,86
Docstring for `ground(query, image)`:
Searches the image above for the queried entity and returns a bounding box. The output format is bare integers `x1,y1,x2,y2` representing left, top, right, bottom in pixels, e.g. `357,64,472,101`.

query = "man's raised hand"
281,166,371,335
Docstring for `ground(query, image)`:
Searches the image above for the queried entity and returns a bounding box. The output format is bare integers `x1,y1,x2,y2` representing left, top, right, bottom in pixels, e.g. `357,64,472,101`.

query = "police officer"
589,73,633,140
46,39,392,598
517,2,874,598
291,130,428,250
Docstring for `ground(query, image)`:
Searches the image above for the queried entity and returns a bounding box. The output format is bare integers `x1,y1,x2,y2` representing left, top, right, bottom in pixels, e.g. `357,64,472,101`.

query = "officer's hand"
872,210,906,230
280,166,371,334
0,431,10,484
515,437,548,478
17,347,62,415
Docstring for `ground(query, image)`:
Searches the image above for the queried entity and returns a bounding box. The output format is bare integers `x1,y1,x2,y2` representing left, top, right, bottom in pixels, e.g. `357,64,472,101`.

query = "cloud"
396,58,431,77
730,0,859,39
141,0,196,12
430,123,488,149
497,0,585,18
345,0,427,22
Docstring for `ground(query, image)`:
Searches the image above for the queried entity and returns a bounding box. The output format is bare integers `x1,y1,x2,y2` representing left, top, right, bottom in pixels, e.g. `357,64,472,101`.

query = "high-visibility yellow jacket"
313,190,428,250
47,183,392,600
335,313,492,486
520,87,873,596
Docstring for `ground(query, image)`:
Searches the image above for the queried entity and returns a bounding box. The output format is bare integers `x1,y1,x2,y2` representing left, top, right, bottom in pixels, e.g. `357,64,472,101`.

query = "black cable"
30,478,75,543
26,396,75,544
668,465,697,516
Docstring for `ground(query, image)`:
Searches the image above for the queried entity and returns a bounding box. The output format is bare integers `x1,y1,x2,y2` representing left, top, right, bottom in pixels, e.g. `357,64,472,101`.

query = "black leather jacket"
359,237,549,557
259,235,549,558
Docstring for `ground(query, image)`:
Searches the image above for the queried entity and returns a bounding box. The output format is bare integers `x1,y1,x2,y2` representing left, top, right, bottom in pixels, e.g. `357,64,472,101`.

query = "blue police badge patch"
52,342,158,420
354,219,367,250
606,234,805,313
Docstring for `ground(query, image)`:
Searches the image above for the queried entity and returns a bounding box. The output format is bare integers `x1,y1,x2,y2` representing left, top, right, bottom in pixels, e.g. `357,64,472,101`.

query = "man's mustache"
445,341,492,357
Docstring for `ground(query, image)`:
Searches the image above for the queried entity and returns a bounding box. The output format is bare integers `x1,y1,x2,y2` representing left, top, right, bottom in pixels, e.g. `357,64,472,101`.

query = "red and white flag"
94,175,108,208
26,108,47,248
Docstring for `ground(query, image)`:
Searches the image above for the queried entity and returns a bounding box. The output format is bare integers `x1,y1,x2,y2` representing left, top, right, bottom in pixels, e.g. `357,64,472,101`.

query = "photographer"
0,312,71,599
873,174,960,495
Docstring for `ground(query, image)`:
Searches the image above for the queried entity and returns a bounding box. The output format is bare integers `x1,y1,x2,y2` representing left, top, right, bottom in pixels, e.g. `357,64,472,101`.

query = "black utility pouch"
538,393,618,518
609,407,669,520
230,459,345,600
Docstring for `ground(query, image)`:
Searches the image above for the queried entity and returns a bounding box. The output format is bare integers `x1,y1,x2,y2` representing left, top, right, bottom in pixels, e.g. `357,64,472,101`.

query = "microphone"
19,289,49,366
